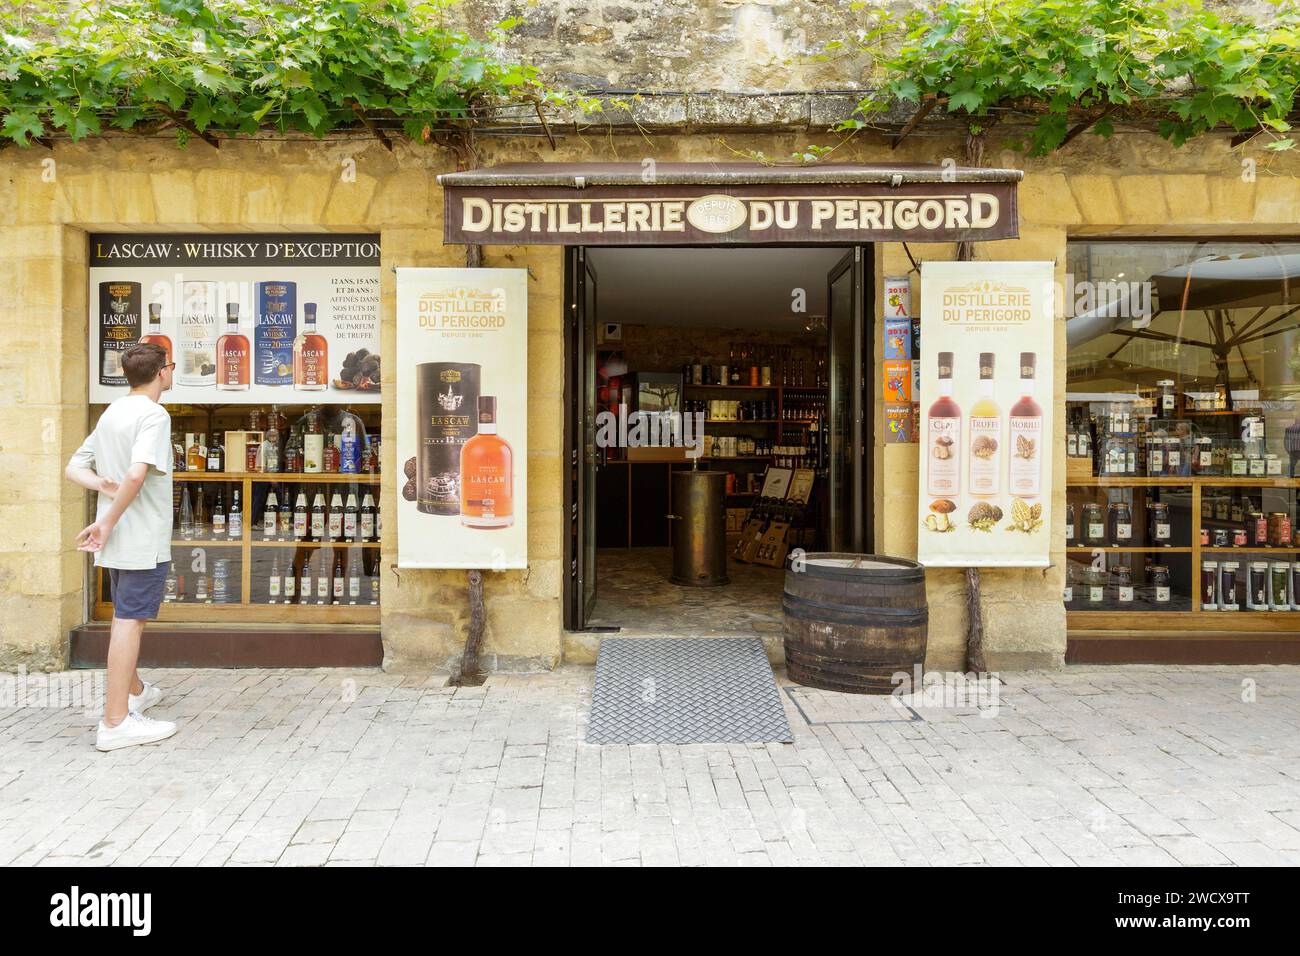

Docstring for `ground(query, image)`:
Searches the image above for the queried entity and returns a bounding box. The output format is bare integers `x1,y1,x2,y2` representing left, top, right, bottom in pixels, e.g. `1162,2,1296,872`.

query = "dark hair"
121,342,168,387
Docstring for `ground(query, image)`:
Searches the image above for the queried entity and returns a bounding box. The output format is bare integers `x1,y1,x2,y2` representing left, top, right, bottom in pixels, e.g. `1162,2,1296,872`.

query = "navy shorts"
109,564,169,621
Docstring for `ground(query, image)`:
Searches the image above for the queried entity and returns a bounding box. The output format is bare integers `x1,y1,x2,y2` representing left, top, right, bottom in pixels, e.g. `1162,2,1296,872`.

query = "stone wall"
1,118,1297,672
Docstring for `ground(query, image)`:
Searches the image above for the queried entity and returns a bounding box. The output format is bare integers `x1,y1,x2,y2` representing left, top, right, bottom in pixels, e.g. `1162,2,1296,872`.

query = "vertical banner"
396,268,528,569
917,261,1055,567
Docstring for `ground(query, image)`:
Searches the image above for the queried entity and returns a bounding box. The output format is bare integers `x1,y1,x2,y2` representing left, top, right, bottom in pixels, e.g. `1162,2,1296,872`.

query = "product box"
910,317,921,357
884,318,912,360
884,404,916,443
224,431,264,472
911,359,920,400
884,359,912,402
885,277,912,318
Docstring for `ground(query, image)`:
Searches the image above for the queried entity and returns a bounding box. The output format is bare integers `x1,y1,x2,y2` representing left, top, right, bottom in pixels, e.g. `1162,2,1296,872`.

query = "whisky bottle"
343,492,359,540
283,553,298,605
195,573,210,603
216,303,250,391
140,302,173,365
187,433,206,473
1007,352,1043,499
926,352,961,499
293,491,308,541
293,302,328,390
310,492,326,541
228,488,242,539
206,435,224,473
346,549,361,604
459,396,514,529
268,554,281,604
211,488,226,537
323,434,340,473
264,490,279,540
180,484,194,539
327,492,343,541
278,487,293,538
360,492,376,542
98,281,142,387
255,281,296,386
967,352,1002,498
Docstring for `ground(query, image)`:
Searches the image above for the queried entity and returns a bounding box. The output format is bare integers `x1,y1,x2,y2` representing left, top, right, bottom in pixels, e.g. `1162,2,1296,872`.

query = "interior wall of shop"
1,127,1297,672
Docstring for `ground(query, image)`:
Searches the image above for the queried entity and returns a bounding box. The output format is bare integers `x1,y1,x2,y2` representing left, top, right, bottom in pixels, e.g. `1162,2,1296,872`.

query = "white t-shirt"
69,394,173,570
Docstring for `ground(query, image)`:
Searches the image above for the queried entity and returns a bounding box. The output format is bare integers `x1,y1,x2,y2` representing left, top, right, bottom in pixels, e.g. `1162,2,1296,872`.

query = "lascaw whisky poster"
88,234,381,404
395,268,528,569
917,261,1055,568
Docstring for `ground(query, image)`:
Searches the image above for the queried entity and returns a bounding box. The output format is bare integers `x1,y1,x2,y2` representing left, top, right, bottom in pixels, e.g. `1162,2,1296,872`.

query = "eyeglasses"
162,362,177,371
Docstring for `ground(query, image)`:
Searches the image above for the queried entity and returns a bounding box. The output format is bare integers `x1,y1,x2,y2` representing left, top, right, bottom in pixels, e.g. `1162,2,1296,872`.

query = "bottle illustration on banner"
139,302,172,365
293,302,328,390
178,280,218,386
460,396,514,529
255,281,296,386
216,302,250,390
1007,351,1043,499
98,281,141,386
415,362,480,516
967,352,1001,498
926,351,961,500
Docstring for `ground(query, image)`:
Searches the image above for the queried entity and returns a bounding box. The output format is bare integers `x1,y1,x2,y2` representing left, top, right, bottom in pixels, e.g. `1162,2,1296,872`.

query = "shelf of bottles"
1065,389,1300,628
93,403,382,624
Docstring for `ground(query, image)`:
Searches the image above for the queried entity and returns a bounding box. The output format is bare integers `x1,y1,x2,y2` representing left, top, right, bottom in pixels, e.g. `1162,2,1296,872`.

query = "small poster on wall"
395,268,528,569
917,261,1055,568
87,234,381,404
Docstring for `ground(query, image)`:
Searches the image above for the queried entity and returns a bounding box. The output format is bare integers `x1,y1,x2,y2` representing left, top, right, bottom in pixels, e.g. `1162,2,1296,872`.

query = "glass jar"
1108,501,1133,546
1200,527,1210,546
1156,379,1177,414
1194,437,1214,475
1219,561,1239,610
1150,565,1171,604
1249,512,1268,547
1269,512,1292,548
1148,502,1171,545
1113,564,1133,603
1083,504,1105,547
1087,568,1105,604
1146,435,1164,477
1271,562,1290,611
1232,528,1248,548
1201,561,1218,610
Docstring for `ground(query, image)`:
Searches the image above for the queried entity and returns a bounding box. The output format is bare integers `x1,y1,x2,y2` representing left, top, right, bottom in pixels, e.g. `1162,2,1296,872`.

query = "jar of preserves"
1213,528,1230,548
1108,502,1133,546
1232,528,1248,548
1113,564,1133,603
1148,502,1171,545
1200,527,1210,546
1249,512,1268,546
1268,512,1292,548
1083,504,1105,547
1150,565,1171,604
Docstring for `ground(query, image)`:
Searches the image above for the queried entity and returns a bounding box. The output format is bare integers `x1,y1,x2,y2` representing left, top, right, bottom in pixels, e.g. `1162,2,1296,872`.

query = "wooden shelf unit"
93,469,382,624
1067,475,1300,633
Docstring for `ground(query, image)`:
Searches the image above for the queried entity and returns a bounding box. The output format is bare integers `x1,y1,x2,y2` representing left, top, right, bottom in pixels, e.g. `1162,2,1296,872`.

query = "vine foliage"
0,0,586,148
833,0,1300,154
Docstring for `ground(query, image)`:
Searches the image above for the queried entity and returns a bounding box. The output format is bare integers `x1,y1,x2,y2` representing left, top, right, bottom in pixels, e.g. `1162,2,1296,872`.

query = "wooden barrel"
782,553,928,694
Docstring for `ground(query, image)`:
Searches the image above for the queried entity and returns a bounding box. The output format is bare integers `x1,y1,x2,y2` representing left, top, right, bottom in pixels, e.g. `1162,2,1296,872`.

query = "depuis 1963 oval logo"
686,194,748,233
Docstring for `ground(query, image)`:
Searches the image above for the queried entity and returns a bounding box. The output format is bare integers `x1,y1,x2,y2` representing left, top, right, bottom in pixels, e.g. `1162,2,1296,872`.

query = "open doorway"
564,245,872,638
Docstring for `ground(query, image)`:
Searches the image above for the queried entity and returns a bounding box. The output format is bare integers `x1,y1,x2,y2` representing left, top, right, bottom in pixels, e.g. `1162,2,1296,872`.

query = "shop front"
2,130,1298,673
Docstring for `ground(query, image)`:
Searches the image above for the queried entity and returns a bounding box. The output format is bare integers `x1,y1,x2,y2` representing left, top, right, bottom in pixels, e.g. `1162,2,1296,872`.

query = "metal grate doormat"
586,637,793,745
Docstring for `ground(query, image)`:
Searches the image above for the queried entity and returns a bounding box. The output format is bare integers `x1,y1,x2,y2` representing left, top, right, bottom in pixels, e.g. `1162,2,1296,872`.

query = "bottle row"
158,547,381,606
1064,557,1300,612
98,281,379,391
173,405,380,476
174,483,380,543
681,345,827,388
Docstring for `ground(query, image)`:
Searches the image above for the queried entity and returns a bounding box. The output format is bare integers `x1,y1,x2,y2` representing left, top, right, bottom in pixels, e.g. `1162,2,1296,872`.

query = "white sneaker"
95,711,178,752
129,681,162,713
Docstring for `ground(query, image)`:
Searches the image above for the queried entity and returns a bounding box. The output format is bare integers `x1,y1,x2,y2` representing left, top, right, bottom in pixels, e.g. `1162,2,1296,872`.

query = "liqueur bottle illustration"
139,302,173,365
293,302,328,390
926,351,961,500
1007,352,1043,499
460,396,514,529
216,303,250,390
255,281,296,386
416,362,480,516
98,281,142,387
967,352,1001,498
178,280,218,386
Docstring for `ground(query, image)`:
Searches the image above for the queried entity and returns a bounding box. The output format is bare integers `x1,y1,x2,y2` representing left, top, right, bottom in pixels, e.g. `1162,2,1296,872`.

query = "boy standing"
66,342,180,751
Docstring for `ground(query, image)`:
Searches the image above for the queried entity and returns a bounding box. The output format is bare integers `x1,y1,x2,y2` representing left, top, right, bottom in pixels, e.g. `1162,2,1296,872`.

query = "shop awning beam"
891,94,947,151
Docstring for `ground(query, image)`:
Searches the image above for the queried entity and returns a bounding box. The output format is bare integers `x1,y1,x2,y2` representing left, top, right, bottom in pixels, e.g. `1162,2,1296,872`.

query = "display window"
1065,240,1300,626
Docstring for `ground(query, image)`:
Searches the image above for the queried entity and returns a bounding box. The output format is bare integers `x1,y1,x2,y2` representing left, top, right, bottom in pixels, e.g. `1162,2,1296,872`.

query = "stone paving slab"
1,664,1299,866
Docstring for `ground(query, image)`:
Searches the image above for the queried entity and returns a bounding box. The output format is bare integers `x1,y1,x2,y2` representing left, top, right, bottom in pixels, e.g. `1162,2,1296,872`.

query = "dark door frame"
562,243,875,631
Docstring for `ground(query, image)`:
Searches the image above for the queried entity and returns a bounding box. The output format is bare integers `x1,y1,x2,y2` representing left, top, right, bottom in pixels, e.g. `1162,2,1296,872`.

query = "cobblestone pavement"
2,664,1299,866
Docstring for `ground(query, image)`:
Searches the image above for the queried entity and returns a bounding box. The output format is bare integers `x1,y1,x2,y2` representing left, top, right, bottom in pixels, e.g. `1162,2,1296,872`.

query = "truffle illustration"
967,502,1004,531
972,435,998,459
